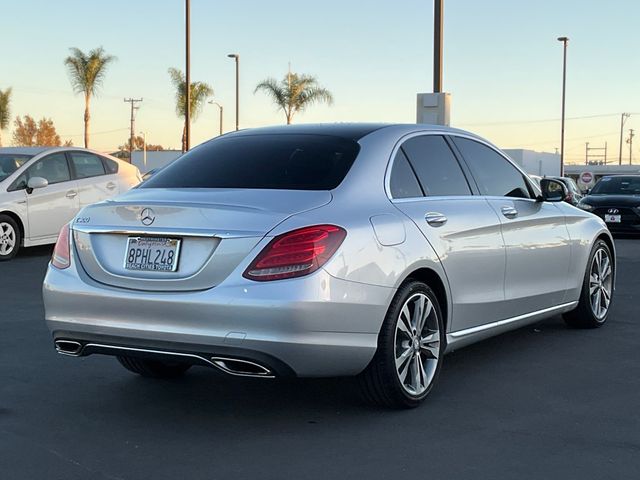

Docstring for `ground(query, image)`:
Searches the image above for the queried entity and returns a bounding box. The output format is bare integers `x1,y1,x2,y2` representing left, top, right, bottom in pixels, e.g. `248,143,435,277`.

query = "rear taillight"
51,223,71,269
243,225,347,281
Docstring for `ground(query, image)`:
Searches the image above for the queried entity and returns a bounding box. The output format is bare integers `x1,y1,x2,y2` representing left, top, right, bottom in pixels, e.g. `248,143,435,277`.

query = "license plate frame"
604,214,621,223
124,236,182,272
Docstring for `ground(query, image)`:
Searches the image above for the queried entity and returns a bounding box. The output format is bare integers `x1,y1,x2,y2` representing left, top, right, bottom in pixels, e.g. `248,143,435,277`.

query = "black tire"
563,239,614,329
117,355,192,378
359,280,445,408
0,214,21,261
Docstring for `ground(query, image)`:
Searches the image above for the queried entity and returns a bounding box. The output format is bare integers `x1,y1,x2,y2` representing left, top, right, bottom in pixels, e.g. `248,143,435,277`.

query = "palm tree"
64,47,116,148
254,72,334,124
168,68,214,152
0,88,11,147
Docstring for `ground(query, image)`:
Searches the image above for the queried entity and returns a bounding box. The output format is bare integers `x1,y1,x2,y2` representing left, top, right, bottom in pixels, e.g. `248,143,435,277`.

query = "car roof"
224,123,481,142
0,147,52,156
0,146,122,160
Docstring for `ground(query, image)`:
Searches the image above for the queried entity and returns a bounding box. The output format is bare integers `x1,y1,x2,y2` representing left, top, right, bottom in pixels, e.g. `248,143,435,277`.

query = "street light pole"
433,0,443,93
185,0,191,151
557,36,569,176
209,101,223,136
139,131,147,168
227,53,239,130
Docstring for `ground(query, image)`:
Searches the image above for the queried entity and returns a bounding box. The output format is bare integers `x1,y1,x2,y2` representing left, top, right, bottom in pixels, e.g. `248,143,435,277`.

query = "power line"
502,130,620,149
459,113,621,127
59,127,128,137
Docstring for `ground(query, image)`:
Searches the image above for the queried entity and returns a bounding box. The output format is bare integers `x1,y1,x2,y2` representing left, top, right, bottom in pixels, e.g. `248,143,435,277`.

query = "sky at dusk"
1,0,639,164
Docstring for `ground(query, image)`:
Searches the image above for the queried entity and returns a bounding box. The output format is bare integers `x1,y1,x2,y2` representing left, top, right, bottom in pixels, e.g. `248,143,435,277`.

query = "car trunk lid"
72,188,331,291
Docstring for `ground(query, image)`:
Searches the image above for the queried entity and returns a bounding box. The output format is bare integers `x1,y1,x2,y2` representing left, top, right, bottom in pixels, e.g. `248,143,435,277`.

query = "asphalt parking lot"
1,240,639,480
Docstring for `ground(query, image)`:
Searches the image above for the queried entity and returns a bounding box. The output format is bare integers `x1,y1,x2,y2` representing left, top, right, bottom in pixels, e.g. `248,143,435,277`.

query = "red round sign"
580,172,594,184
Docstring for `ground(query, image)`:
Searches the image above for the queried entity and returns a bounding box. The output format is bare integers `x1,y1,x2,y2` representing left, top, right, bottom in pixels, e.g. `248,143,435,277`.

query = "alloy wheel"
394,292,440,396
589,247,613,320
0,222,16,256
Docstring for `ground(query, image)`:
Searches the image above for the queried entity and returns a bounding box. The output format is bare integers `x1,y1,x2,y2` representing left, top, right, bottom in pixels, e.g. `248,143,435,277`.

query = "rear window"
141,134,360,190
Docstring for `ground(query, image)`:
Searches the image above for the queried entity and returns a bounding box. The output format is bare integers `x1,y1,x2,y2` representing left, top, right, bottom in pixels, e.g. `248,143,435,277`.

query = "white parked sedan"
0,147,141,260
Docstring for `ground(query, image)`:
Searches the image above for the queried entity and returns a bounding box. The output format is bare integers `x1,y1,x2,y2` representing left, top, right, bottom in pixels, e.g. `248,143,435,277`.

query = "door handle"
66,190,77,199
106,182,116,190
501,206,518,218
425,212,448,227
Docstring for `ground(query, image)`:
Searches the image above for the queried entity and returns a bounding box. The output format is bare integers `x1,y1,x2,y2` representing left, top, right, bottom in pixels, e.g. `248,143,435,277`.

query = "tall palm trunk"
84,93,91,148
181,122,187,153
285,105,293,125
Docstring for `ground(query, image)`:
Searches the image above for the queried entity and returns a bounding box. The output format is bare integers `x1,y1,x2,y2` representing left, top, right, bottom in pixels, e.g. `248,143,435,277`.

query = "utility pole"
124,98,143,162
585,142,589,165
185,0,191,151
586,142,607,165
628,129,635,165
619,113,631,164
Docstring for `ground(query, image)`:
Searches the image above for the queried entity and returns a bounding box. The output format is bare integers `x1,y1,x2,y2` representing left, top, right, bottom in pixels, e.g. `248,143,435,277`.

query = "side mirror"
27,176,48,193
539,178,567,202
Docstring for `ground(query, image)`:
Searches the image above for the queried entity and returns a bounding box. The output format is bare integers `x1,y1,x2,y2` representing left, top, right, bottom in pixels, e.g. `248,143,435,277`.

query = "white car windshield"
0,154,32,182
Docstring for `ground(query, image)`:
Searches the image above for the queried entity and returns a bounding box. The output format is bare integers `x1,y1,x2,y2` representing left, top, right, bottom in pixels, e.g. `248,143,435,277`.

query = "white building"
131,150,183,174
503,149,561,177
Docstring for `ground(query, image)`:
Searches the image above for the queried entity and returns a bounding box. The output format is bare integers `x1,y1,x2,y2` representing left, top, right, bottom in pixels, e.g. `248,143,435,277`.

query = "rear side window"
102,156,119,174
453,137,531,199
400,135,471,196
70,152,106,179
389,150,423,199
142,134,360,190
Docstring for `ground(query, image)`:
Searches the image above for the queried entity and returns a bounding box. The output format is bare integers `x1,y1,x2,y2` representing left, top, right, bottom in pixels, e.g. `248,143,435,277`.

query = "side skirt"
444,301,578,353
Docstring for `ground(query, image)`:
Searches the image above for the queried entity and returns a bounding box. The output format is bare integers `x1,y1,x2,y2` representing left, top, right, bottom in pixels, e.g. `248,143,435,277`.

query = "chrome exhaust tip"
55,340,83,356
211,357,274,378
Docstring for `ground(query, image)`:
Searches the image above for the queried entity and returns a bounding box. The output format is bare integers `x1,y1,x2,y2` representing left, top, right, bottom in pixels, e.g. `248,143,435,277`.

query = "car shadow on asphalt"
73,315,586,423
16,244,53,258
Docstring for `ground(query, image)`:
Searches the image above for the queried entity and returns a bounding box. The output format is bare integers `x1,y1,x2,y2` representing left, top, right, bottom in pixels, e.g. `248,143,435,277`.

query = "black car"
578,175,640,233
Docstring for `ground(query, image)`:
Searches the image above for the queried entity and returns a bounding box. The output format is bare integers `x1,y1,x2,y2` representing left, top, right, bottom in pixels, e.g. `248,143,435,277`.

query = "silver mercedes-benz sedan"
43,124,615,408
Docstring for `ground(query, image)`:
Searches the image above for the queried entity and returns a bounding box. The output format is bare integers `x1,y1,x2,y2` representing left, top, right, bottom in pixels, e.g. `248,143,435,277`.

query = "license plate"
124,237,181,272
604,214,621,223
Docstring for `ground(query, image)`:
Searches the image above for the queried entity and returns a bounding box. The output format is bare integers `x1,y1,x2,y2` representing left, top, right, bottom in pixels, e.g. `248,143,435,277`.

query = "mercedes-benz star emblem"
140,208,156,226
607,208,619,214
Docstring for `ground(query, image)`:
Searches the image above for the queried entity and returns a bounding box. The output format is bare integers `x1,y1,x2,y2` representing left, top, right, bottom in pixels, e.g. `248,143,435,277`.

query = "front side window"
400,135,471,196
70,152,106,179
142,134,360,190
24,153,71,187
453,137,531,199
0,154,32,183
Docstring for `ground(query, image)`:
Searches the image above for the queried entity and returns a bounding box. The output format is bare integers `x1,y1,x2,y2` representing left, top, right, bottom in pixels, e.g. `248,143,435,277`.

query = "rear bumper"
43,262,394,377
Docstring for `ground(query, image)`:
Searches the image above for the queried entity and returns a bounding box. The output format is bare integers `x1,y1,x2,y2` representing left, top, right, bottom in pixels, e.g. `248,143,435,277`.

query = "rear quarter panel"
265,127,453,332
